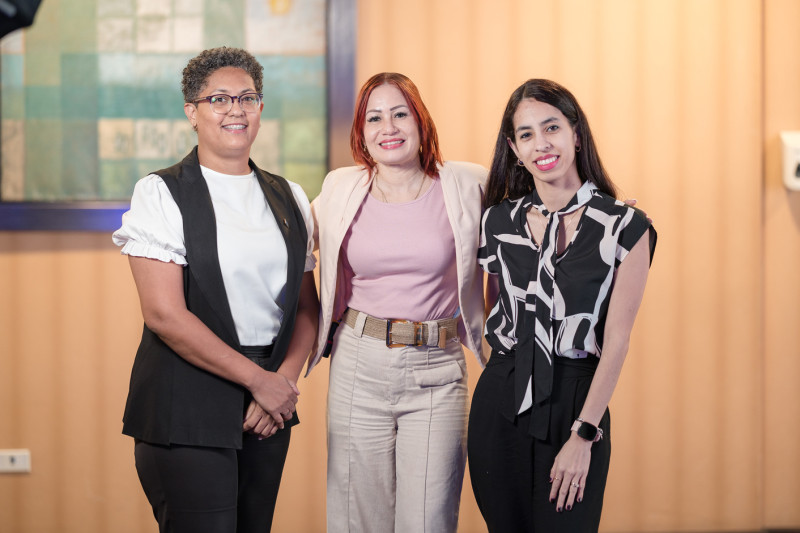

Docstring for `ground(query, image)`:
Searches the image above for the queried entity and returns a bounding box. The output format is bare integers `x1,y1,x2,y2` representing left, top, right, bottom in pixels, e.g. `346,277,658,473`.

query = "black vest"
121,147,308,448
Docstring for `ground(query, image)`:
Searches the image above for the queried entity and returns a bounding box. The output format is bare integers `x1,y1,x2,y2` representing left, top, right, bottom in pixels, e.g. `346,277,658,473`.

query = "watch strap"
571,418,603,442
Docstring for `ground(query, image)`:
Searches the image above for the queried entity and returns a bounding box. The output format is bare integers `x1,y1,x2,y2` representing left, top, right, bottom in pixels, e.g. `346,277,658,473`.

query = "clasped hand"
549,432,593,512
243,371,299,439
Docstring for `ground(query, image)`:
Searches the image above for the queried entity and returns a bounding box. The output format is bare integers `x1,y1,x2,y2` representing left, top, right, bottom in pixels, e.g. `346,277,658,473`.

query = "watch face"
577,422,598,441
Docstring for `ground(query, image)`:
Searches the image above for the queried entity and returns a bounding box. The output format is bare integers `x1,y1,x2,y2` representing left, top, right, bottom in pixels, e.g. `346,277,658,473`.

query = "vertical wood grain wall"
356,1,765,529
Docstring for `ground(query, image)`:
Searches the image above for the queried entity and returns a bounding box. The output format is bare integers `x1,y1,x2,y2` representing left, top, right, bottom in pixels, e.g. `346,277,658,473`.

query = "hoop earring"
575,145,581,153
517,159,525,167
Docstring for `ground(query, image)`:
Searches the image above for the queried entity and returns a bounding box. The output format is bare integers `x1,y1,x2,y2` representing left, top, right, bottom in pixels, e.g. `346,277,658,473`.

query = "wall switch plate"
0,449,32,473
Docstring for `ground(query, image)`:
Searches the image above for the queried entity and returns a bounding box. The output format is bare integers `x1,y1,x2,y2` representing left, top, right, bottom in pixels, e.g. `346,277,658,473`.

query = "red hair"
349,72,443,177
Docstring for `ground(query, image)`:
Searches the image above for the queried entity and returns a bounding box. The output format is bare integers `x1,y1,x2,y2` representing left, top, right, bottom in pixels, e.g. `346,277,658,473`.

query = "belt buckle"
386,319,423,348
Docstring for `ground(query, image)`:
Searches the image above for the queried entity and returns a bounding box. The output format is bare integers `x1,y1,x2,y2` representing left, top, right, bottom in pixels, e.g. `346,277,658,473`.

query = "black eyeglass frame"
191,92,265,114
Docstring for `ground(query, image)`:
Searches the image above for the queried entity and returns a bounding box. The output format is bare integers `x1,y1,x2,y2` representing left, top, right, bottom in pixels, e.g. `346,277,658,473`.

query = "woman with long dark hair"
468,79,657,532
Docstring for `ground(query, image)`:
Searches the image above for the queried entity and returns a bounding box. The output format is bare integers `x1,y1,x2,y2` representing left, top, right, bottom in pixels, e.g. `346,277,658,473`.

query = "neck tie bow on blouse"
515,180,597,440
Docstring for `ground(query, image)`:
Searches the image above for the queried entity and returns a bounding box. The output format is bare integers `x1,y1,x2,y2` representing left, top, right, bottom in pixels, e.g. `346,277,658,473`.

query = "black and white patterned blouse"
478,181,656,438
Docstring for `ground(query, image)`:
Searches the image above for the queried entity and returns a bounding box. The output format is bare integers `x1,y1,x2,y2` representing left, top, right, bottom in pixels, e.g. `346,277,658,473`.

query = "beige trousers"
326,313,469,533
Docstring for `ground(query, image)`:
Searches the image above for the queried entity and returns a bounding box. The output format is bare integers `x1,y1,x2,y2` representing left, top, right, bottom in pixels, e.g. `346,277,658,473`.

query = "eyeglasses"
192,93,263,114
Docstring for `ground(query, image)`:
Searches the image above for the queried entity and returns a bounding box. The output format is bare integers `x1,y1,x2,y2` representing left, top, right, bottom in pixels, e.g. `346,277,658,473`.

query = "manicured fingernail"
549,497,555,503
566,504,572,511
557,506,562,512
577,497,582,503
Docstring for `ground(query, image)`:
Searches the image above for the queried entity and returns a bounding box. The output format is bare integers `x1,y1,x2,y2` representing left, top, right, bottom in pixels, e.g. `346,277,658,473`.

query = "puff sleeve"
111,174,187,265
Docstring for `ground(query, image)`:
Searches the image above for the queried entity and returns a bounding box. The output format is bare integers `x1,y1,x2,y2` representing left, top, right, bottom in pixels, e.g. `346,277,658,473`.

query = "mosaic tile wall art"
0,0,327,202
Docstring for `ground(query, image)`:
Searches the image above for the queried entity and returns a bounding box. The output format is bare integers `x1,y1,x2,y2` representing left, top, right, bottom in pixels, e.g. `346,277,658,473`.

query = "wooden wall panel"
764,0,800,528
0,234,152,532
356,0,764,531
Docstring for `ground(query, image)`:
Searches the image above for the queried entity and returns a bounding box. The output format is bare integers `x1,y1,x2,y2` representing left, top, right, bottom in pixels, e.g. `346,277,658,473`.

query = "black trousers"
468,351,611,533
134,428,291,533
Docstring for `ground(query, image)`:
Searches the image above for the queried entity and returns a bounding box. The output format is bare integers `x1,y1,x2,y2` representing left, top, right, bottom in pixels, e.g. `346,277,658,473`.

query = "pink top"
342,178,459,322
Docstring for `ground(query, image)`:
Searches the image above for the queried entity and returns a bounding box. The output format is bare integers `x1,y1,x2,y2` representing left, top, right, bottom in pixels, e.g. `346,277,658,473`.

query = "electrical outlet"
0,449,31,473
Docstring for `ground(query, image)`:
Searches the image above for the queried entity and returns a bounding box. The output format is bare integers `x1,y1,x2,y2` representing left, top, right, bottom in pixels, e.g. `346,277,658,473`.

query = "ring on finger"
571,482,580,488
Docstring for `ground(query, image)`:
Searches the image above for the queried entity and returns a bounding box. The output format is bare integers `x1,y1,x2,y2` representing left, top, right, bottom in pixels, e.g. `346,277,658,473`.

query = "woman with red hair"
307,72,488,532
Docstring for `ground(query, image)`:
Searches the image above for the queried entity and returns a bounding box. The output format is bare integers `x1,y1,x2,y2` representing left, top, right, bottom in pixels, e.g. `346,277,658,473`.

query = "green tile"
99,160,137,200
98,86,184,119
98,86,136,118
260,55,325,88
259,91,281,120
61,85,98,121
283,162,325,200
1,88,25,120
62,120,99,198
283,117,326,162
135,91,186,119
24,0,61,52
2,54,24,87
282,86,325,119
61,1,96,52
25,86,62,119
24,50,60,85
61,54,98,87
204,0,245,49
24,119,63,200
258,56,325,119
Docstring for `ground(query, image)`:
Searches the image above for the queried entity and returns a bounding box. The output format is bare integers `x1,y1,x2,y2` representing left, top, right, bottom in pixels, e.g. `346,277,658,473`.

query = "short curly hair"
181,47,264,102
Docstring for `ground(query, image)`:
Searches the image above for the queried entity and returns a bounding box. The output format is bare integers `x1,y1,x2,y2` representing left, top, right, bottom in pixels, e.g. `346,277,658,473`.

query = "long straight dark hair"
484,79,617,207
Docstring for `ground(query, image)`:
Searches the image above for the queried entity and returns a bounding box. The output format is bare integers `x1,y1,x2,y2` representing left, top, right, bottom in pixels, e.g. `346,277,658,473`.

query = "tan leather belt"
343,308,458,349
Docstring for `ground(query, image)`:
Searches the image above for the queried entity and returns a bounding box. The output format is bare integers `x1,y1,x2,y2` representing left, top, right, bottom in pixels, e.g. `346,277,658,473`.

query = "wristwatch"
571,418,603,442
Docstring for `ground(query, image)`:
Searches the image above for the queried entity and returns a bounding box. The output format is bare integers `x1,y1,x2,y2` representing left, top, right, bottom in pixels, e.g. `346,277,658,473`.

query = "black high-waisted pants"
468,350,611,533
133,347,293,533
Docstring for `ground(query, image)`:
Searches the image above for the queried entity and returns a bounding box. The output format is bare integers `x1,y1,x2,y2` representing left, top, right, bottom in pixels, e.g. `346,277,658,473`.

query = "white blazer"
307,161,490,373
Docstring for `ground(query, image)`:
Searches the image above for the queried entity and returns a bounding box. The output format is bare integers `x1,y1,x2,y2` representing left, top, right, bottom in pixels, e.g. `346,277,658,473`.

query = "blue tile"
62,120,100,198
2,54,24,87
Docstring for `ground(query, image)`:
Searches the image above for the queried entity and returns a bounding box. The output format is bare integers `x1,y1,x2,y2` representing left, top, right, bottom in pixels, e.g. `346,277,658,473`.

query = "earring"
517,159,525,167
575,145,581,153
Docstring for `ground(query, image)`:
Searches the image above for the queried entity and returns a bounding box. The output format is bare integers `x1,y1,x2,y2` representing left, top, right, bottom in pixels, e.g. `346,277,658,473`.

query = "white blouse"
112,166,316,346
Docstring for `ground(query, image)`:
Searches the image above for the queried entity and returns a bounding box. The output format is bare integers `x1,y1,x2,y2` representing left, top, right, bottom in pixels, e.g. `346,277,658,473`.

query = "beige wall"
356,1,767,530
0,0,798,531
764,0,800,529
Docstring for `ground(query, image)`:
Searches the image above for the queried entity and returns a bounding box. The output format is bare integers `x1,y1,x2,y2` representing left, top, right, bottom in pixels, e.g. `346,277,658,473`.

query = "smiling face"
362,83,422,171
508,98,581,189
184,66,262,172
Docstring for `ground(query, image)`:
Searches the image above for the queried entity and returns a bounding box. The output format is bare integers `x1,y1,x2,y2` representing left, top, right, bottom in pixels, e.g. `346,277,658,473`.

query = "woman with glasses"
112,47,319,533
